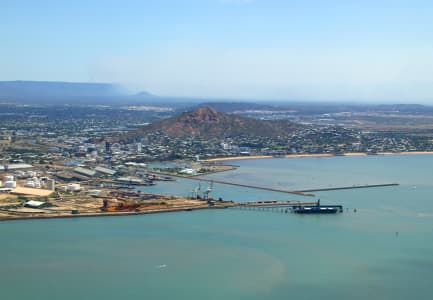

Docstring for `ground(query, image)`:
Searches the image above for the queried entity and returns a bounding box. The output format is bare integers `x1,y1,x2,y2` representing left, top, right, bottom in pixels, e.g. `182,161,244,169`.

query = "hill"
130,106,299,138
0,80,158,104
198,102,278,113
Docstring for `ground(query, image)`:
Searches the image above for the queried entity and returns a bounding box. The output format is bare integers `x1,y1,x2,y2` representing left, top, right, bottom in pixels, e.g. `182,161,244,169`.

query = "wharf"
0,204,232,222
234,200,345,214
238,201,317,207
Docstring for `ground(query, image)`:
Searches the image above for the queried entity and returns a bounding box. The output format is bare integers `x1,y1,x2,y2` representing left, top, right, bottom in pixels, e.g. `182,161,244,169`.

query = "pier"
233,200,317,213
233,200,344,214
238,200,317,207
233,201,319,214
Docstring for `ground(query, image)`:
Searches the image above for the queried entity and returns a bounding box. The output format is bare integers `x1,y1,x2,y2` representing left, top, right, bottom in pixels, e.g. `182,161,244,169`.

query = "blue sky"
1,0,433,102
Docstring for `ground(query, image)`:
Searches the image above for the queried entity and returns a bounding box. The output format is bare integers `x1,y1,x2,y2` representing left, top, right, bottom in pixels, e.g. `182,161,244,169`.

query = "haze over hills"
130,106,300,138
3,81,433,117
0,80,159,104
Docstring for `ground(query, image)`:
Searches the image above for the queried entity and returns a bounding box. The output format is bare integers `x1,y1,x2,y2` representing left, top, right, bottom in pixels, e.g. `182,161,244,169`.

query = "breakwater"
151,171,314,197
151,171,399,197
195,179,315,196
295,183,400,193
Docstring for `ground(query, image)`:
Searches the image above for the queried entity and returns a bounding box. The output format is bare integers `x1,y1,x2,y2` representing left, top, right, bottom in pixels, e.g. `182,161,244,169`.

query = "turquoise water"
1,155,433,299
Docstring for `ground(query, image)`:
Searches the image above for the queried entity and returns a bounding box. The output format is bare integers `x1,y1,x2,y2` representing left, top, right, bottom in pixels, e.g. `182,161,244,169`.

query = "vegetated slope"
132,106,299,138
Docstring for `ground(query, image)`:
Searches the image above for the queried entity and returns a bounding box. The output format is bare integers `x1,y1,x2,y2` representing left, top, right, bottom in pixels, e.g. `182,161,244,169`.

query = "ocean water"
1,155,433,300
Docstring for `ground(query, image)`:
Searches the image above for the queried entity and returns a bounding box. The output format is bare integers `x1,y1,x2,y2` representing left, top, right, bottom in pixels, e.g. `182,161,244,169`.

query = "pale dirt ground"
0,194,18,201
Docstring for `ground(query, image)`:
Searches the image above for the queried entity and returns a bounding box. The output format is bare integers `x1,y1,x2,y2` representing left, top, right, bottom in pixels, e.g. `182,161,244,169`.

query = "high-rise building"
105,141,111,154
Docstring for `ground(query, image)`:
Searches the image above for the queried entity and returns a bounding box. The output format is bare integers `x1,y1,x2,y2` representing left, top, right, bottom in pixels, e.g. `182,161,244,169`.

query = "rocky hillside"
131,106,299,138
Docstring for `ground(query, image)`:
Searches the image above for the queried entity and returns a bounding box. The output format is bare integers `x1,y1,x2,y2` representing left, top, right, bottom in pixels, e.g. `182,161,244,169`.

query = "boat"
292,206,342,214
292,199,343,214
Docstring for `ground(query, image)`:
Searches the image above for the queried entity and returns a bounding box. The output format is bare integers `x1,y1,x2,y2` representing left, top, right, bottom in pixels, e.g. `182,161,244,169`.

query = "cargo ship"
292,199,343,214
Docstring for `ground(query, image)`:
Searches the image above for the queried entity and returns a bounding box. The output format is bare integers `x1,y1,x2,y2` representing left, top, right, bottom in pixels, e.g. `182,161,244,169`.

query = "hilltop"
130,106,299,138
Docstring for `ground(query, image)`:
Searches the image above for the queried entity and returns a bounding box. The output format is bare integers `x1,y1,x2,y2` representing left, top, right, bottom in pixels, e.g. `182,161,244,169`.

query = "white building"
46,179,56,191
74,167,97,177
179,168,197,175
95,166,116,176
4,181,17,188
67,183,81,192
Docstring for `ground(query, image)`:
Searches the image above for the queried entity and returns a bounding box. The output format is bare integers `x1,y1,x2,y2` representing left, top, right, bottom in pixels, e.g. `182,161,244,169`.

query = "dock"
232,201,318,213
233,200,344,214
0,204,233,222
238,200,317,207
232,201,325,214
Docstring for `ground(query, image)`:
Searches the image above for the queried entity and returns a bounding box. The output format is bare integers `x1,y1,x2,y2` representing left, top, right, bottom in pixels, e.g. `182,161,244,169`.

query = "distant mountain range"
130,106,299,138
2,80,432,115
0,80,158,104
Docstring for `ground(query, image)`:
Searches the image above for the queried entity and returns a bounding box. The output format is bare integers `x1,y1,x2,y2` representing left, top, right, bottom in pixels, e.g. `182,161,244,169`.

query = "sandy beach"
204,151,433,162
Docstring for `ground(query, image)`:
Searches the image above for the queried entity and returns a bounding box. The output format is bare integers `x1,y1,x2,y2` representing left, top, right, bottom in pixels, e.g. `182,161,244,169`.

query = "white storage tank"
4,175,14,182
24,181,36,188
87,190,101,197
26,171,36,177
67,183,81,192
32,178,41,188
15,171,25,178
4,181,17,188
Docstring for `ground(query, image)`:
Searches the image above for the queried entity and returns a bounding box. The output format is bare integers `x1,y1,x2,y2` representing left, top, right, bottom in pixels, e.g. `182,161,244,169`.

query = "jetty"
238,200,317,207
234,199,344,214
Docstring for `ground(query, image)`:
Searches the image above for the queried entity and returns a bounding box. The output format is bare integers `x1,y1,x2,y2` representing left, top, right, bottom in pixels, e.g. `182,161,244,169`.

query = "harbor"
0,164,399,220
1,154,432,300
0,154,403,221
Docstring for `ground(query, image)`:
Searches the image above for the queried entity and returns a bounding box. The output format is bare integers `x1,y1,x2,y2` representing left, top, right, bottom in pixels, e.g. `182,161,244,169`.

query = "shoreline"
203,151,433,163
0,205,230,222
2,151,429,222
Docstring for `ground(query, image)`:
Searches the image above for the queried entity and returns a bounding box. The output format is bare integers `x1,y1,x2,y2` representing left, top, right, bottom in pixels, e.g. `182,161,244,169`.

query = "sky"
1,0,433,102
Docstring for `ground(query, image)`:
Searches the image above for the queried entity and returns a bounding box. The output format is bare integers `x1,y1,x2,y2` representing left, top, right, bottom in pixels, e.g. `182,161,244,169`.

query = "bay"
1,154,433,300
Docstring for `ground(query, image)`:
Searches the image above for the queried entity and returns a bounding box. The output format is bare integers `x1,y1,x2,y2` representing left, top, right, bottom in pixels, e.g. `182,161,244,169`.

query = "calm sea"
1,154,433,300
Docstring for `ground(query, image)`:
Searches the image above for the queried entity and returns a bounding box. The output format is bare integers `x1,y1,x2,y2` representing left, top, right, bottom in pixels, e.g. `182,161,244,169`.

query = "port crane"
191,182,201,198
203,181,213,200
